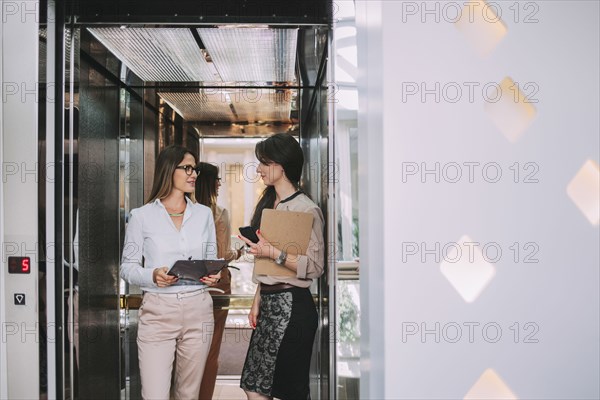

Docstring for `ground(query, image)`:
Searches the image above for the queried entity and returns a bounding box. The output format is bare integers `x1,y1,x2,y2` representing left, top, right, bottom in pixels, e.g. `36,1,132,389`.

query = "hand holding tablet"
167,259,229,285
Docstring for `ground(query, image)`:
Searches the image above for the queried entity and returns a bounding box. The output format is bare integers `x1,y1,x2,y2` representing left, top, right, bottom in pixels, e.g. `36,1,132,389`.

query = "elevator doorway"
41,1,340,398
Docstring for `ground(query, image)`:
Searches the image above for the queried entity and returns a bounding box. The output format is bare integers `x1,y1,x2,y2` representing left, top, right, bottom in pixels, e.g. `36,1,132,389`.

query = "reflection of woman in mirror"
195,162,242,399
120,145,221,399
238,133,325,400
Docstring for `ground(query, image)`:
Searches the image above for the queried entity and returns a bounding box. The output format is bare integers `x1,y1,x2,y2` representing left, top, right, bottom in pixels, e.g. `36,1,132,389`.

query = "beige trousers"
138,290,214,400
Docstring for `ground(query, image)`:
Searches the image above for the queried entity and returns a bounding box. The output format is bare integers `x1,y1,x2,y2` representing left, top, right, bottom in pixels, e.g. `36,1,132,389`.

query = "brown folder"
254,209,314,276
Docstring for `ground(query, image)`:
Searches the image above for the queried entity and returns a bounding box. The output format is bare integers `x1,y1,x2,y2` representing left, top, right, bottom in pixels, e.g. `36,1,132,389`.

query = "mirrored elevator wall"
77,27,122,399
63,28,186,399
297,26,332,399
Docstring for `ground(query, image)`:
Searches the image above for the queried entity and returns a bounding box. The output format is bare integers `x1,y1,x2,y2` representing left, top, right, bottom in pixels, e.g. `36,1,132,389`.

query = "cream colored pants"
137,290,214,400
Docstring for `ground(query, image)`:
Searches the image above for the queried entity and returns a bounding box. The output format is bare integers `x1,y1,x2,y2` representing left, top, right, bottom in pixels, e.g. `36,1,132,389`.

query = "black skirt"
240,287,318,399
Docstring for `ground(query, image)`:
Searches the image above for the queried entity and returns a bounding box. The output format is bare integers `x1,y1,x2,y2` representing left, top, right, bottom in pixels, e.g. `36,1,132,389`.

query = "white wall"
0,1,40,398
359,1,599,398
0,5,6,396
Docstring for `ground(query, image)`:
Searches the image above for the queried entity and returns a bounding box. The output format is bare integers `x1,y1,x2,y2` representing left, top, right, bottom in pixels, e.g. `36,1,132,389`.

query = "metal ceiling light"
197,28,298,82
158,89,294,123
87,28,218,82
158,92,235,122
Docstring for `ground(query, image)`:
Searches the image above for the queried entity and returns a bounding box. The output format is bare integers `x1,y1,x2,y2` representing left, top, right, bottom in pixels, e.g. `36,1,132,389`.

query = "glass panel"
333,1,361,398
118,70,145,399
64,26,80,400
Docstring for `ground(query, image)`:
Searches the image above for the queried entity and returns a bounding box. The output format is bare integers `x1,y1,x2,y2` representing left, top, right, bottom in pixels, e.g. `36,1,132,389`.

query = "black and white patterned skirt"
240,286,318,399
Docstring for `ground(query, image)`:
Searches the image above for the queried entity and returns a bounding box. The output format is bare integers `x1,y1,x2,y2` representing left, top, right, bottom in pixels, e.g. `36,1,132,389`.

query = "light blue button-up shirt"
120,197,218,293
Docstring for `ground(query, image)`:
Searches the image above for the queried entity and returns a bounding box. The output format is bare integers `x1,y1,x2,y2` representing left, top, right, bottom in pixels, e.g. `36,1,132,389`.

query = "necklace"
166,205,186,217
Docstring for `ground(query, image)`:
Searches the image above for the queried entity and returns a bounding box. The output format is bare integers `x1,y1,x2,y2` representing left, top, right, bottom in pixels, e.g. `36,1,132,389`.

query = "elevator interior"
35,1,363,399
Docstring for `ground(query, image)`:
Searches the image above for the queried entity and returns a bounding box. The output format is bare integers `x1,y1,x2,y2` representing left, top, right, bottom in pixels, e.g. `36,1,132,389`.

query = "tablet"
167,259,229,285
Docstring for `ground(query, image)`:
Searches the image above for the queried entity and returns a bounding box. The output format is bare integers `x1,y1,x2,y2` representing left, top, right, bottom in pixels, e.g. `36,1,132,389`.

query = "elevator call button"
14,294,26,305
8,257,31,274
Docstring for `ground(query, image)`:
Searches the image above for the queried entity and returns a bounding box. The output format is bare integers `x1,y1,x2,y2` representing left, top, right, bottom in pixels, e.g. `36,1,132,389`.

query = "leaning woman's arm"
120,210,155,287
216,208,240,262
204,210,219,260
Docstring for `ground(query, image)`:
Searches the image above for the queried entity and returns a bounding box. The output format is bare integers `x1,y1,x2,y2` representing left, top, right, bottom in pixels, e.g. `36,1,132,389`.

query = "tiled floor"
213,377,246,400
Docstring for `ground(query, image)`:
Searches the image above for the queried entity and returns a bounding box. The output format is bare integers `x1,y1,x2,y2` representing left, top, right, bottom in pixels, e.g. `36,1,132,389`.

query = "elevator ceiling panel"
87,28,217,82
158,89,294,123
158,92,232,121
232,88,294,123
197,28,298,83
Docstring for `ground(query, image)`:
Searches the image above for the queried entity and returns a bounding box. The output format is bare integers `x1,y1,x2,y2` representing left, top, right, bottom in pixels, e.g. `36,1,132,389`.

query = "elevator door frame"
47,4,335,398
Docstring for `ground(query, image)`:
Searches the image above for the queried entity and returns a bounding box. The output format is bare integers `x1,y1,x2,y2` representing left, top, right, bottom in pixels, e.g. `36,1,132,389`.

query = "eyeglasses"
175,164,200,176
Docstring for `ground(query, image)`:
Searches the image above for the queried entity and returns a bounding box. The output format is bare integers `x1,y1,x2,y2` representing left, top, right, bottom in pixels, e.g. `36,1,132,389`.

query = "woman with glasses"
195,162,243,399
238,133,325,400
120,145,222,400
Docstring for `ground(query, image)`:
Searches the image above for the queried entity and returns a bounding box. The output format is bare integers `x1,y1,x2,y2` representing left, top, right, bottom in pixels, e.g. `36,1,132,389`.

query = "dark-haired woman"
195,162,242,399
238,133,325,400
120,145,221,400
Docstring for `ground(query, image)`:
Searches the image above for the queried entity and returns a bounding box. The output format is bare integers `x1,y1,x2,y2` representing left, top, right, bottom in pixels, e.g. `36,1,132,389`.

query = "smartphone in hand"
239,226,260,244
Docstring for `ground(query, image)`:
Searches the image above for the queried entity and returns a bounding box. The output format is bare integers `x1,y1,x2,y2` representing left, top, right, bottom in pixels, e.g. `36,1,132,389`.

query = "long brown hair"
250,133,304,229
147,145,198,203
195,162,219,215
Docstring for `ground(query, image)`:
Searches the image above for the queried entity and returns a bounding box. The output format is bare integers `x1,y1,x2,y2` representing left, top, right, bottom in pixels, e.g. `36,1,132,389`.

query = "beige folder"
254,209,314,276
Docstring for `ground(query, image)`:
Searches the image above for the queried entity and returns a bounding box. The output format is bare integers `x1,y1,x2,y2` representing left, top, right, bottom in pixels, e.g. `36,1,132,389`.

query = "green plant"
338,282,360,343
